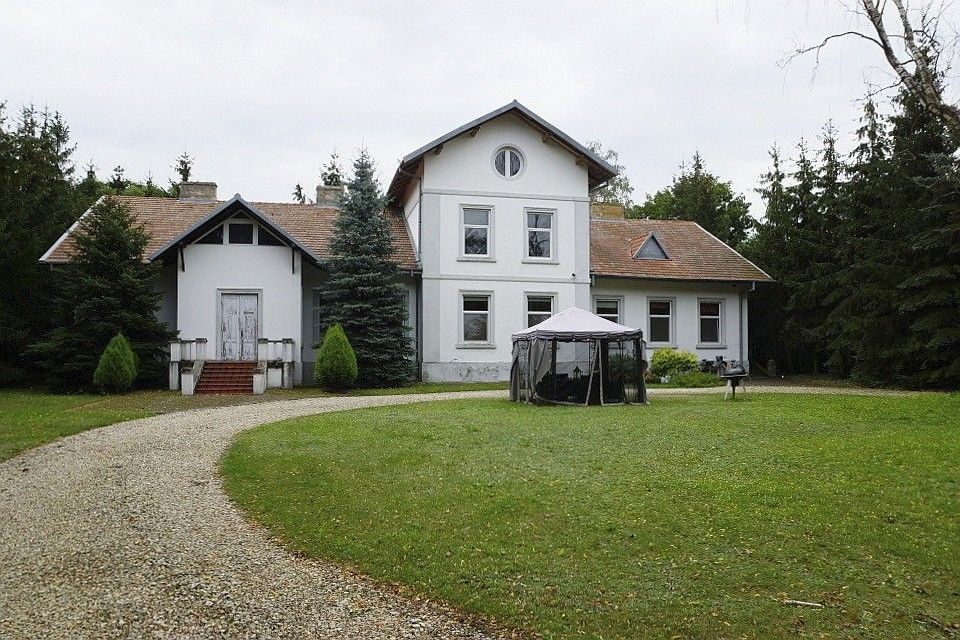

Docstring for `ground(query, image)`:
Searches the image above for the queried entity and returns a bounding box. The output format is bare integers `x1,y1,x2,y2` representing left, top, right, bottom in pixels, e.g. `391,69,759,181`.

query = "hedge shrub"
314,324,358,390
662,371,723,388
649,348,698,379
93,333,137,393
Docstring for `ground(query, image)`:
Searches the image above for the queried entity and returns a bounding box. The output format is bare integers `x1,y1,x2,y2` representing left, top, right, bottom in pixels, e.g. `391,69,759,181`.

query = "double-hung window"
526,294,554,327
699,300,723,344
648,299,673,344
525,210,554,260
595,298,622,324
461,207,491,258
461,294,492,344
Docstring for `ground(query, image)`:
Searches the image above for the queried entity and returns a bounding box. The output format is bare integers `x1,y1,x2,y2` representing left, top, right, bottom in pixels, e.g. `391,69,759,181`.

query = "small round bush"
649,348,698,379
93,333,137,393
314,324,358,390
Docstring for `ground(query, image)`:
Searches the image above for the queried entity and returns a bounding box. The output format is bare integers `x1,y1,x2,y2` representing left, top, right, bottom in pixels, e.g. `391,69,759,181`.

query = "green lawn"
222,394,960,639
0,390,151,461
0,383,507,463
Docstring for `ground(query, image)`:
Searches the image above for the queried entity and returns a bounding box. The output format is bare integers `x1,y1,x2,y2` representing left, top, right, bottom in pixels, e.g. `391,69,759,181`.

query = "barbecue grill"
720,364,748,399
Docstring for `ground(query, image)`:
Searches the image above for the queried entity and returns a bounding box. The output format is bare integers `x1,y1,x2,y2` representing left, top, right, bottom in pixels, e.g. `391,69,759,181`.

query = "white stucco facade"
176,218,304,382
43,102,766,387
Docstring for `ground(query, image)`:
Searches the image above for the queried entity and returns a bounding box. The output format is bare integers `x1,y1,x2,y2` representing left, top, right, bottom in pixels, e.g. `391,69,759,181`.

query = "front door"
221,293,258,360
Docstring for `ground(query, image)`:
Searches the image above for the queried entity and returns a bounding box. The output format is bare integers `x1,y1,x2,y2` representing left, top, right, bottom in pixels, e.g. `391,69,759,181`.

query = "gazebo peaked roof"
513,307,644,341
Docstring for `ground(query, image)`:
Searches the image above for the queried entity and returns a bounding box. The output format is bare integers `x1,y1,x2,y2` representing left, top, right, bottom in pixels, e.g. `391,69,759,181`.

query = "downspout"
739,281,756,368
409,269,423,381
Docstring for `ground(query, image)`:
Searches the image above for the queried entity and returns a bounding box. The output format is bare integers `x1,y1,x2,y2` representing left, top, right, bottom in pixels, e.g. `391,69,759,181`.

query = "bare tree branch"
789,0,960,141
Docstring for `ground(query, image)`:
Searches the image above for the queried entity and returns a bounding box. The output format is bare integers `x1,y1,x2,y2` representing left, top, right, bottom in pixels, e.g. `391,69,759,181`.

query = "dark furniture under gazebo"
510,307,648,406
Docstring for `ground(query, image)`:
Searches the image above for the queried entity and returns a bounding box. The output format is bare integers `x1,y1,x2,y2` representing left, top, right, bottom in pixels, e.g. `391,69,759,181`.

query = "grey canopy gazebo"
510,307,648,406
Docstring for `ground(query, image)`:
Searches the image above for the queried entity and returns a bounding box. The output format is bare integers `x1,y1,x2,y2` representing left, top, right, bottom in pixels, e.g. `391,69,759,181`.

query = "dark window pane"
463,228,488,255
528,230,551,257
462,296,489,312
527,297,552,313
229,223,253,244
510,150,521,176
495,150,506,176
700,318,720,343
596,299,619,316
258,226,285,246
463,209,489,225
527,313,550,328
527,212,551,229
196,226,223,244
463,313,488,341
649,300,671,316
700,301,721,317
650,317,670,342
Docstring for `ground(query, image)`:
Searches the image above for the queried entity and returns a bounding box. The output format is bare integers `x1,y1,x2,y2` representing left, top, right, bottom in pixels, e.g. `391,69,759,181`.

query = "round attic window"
494,146,523,178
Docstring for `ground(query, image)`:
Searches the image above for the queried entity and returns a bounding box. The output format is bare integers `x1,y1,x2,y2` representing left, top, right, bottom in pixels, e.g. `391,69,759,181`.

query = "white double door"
220,293,259,361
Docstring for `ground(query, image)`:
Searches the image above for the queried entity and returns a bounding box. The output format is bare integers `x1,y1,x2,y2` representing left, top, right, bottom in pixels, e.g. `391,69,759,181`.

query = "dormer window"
494,146,523,178
633,234,669,260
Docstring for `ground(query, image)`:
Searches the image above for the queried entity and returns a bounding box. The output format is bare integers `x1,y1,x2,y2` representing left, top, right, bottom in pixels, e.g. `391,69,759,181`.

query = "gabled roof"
40,195,420,270
590,218,772,282
149,194,324,264
387,100,618,200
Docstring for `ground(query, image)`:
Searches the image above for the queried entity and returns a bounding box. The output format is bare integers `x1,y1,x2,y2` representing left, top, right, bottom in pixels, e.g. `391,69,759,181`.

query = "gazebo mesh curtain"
511,337,646,406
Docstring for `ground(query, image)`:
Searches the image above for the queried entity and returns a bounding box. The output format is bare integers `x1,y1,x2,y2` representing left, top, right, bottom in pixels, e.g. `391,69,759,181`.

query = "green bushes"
92,333,137,393
314,324,358,390
661,371,723,388
649,348,698,380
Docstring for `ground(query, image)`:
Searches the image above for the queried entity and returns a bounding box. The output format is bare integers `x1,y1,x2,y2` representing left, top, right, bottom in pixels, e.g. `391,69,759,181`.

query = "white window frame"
311,288,323,345
593,296,624,324
458,205,494,261
523,208,557,263
524,291,556,328
458,291,495,348
697,298,725,348
492,145,525,180
647,297,676,346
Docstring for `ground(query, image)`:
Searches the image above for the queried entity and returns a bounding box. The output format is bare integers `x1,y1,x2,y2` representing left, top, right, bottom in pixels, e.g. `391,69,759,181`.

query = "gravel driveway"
0,391,509,639
0,385,910,639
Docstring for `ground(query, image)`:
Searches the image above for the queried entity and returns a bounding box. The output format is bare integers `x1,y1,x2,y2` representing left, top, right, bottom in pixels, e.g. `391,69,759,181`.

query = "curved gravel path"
0,391,509,639
0,385,911,638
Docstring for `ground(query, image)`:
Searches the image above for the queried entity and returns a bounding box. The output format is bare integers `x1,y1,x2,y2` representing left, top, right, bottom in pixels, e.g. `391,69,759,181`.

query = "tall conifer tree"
317,150,412,386
30,197,172,390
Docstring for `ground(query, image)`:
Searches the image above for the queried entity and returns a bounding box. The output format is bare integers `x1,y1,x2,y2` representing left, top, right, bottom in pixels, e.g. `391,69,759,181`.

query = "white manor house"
42,101,771,392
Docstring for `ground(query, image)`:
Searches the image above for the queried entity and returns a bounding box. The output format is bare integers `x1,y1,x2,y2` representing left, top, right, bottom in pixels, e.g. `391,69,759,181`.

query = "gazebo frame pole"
551,338,557,401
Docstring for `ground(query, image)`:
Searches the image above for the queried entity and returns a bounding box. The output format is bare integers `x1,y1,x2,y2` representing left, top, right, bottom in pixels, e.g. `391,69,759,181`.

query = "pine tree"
292,183,306,204
320,151,343,187
742,145,795,372
30,197,173,390
824,98,892,380
317,150,412,386
631,152,753,247
109,165,127,194
888,76,960,388
0,104,80,384
173,151,193,182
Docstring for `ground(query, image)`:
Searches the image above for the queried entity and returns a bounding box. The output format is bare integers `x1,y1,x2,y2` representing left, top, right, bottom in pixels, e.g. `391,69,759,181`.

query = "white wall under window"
590,277,749,365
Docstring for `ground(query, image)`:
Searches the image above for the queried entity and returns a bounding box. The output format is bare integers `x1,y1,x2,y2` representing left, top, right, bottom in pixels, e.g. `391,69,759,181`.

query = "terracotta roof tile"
42,196,419,270
590,217,771,282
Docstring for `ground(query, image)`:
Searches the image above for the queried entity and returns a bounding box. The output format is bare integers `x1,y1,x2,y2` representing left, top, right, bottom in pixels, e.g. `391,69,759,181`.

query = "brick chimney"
316,184,344,208
590,202,626,218
179,181,217,201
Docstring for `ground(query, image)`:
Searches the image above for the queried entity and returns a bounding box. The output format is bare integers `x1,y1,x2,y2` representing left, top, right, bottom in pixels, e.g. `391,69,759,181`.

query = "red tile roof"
590,217,771,282
41,196,419,270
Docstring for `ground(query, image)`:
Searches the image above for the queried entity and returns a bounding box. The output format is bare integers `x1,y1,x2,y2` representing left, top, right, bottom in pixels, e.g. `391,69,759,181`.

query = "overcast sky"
3,1,954,213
